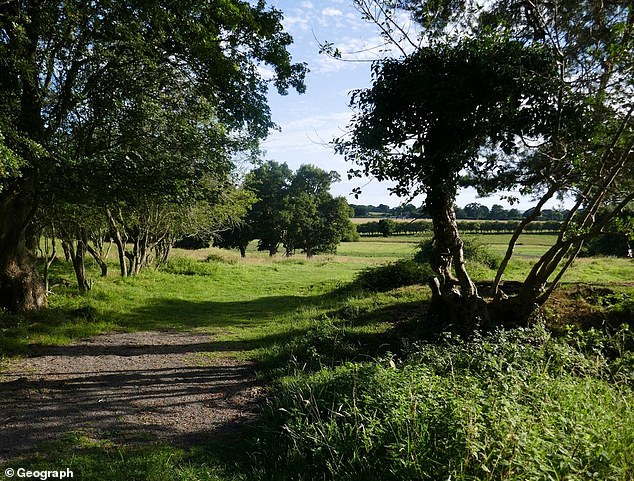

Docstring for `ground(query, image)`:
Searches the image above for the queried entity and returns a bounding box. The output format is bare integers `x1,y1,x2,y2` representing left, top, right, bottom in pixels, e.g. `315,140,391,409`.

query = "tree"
246,161,293,256
214,224,253,258
464,203,490,220
285,167,353,257
351,204,371,217
489,204,508,220
0,0,306,311
377,219,397,237
238,162,355,257
337,33,558,327
338,0,633,328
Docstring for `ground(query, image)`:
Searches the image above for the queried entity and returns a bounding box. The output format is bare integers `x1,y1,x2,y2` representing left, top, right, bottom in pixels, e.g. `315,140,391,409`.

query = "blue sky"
259,1,559,210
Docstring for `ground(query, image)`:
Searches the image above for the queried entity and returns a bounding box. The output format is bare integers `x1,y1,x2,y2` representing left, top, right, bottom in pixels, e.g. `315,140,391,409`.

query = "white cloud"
300,1,314,8
322,7,343,17
264,112,352,152
282,13,311,31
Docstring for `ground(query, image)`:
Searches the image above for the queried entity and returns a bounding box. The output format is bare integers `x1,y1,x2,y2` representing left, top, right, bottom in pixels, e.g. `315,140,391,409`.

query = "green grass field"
1,235,632,480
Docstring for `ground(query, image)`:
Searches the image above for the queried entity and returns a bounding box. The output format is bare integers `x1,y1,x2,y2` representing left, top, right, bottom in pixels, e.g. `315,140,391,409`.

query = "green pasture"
2,235,632,354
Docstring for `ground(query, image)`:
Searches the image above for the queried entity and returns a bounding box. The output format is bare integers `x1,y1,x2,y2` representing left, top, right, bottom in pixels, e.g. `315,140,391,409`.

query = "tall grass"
253,325,634,481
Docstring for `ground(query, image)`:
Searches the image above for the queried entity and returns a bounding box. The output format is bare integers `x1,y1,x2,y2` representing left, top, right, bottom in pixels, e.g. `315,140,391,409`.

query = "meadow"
0,234,632,480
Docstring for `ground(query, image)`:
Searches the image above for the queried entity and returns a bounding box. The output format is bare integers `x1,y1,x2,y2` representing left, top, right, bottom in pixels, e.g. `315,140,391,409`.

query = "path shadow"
0,333,261,463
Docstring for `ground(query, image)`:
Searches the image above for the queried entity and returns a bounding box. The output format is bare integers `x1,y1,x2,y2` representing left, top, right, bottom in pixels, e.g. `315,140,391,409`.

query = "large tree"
338,35,559,326
285,165,352,257
245,161,294,256
0,0,306,311
236,161,355,257
338,0,633,328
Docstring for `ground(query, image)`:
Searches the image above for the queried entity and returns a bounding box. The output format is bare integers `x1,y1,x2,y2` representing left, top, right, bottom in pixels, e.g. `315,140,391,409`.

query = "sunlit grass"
1,235,632,481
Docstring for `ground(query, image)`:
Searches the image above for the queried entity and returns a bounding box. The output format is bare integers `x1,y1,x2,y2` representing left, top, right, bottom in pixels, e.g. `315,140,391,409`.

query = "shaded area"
0,293,333,356
119,294,332,331
0,332,260,462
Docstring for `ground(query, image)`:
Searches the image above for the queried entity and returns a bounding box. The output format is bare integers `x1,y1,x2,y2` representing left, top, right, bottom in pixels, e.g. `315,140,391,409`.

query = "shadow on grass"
118,294,333,331
0,293,334,357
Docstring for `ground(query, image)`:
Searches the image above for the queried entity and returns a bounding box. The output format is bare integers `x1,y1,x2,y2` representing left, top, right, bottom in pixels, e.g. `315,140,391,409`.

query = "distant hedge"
356,220,561,236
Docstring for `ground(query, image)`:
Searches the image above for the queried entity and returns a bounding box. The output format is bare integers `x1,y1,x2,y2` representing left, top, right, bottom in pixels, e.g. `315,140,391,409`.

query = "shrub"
414,237,501,269
580,233,631,257
352,259,433,292
341,222,361,242
253,325,634,481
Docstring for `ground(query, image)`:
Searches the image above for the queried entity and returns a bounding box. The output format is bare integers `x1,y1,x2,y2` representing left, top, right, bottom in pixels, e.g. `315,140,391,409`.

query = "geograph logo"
4,468,74,480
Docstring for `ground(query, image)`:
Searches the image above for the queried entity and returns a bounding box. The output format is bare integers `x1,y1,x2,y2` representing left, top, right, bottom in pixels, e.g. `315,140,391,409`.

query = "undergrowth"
252,324,634,481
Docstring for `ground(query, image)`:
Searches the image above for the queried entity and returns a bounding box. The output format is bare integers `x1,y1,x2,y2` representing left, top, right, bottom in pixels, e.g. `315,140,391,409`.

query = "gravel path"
0,331,261,462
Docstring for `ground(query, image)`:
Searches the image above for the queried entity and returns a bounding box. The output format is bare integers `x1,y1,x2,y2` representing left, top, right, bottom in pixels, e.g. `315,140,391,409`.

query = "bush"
414,237,501,269
352,259,433,292
253,325,634,481
580,233,631,257
341,222,361,242
172,235,210,249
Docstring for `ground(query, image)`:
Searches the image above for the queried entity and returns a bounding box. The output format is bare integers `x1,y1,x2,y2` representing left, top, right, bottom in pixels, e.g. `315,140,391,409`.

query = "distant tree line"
351,202,570,221
356,219,563,237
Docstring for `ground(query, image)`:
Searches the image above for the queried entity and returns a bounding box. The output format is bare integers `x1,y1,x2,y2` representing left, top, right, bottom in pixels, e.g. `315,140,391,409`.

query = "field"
0,235,632,480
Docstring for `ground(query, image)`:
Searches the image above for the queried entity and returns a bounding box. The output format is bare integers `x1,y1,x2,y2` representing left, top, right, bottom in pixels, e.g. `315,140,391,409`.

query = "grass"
1,236,633,480
256,325,634,481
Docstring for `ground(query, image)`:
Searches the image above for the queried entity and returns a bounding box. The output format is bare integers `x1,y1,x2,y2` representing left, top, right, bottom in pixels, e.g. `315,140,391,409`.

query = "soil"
0,331,262,462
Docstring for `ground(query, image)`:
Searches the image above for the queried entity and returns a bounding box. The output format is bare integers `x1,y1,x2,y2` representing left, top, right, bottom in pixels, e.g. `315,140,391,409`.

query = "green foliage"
352,259,433,292
163,258,220,277
337,35,558,199
255,325,634,481
340,222,361,242
0,129,26,192
243,162,356,257
415,237,502,269
20,443,243,481
377,218,397,237
580,233,631,257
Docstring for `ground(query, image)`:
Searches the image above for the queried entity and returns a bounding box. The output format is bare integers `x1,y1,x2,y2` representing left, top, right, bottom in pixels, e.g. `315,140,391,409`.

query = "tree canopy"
0,0,307,310
215,161,356,258
337,0,633,328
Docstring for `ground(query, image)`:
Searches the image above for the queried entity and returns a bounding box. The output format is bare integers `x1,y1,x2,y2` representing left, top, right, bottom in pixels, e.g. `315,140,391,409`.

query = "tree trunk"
425,187,488,332
0,181,47,312
68,239,90,292
84,239,108,277
239,245,246,258
106,208,128,277
41,228,57,294
61,240,72,262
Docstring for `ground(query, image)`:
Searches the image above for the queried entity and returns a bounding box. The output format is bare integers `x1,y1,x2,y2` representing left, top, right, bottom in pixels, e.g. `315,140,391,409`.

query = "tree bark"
0,179,47,312
106,208,128,277
0,2,47,312
84,238,108,277
68,239,90,292
425,186,488,331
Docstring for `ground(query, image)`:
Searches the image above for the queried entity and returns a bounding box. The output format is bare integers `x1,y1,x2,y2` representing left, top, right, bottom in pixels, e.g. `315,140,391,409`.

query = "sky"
259,0,561,211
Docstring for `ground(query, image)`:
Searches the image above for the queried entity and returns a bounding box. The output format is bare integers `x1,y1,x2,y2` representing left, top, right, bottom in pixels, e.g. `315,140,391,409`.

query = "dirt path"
0,331,261,462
